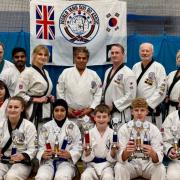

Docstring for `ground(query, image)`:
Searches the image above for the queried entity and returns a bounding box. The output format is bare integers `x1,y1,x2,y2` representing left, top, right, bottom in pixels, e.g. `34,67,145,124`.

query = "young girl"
0,96,37,180
0,80,10,119
36,99,82,180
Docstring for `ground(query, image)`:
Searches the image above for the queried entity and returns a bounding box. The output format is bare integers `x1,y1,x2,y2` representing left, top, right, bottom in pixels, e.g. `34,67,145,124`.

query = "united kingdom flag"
36,5,55,40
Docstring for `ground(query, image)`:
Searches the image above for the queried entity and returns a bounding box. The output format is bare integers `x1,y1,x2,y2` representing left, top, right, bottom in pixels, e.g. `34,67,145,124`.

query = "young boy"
115,98,166,180
81,104,118,180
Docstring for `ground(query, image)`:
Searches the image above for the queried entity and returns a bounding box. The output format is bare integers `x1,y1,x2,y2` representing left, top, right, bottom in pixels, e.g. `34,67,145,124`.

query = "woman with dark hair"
36,99,82,180
0,80,10,119
0,96,37,180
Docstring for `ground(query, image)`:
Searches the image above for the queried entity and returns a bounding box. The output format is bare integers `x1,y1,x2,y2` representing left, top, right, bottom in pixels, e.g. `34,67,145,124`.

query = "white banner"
30,0,127,66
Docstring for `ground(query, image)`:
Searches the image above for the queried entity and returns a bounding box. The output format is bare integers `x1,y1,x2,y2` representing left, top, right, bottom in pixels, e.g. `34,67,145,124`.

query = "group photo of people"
0,0,180,180
0,40,179,180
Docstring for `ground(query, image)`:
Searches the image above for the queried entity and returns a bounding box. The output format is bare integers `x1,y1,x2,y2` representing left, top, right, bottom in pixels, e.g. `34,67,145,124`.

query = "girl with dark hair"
0,80,10,118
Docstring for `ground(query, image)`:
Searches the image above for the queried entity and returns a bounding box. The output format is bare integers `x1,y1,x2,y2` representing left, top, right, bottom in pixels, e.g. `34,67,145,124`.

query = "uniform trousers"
35,161,75,180
0,163,31,180
81,166,114,180
114,159,166,180
166,160,180,180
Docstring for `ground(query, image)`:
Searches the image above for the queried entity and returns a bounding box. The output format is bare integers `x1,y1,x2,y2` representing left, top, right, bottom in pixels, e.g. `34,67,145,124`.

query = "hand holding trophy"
41,126,52,151
171,126,180,157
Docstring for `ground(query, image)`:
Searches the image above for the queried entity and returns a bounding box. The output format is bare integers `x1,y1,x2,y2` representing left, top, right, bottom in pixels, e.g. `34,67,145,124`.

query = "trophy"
9,130,25,164
41,126,52,150
171,126,180,156
11,130,17,155
65,123,74,146
60,124,74,151
142,121,150,160
53,128,60,158
127,121,135,160
131,120,145,159
135,120,142,152
112,131,118,148
111,117,121,131
143,122,150,145
84,130,90,149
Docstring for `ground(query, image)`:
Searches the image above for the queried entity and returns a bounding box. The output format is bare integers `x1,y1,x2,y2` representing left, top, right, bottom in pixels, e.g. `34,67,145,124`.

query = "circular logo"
59,4,100,45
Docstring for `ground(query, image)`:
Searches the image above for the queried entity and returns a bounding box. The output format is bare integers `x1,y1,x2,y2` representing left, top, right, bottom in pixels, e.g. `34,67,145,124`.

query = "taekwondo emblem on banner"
30,0,127,66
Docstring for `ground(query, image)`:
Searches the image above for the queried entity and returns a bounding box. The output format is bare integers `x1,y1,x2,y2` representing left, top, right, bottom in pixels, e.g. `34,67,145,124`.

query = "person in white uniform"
132,42,167,129
0,80,10,119
15,45,54,129
81,104,118,180
161,100,180,180
0,96,37,180
0,47,27,96
56,47,102,132
103,43,136,129
114,98,166,180
35,99,82,180
0,42,13,75
165,50,180,116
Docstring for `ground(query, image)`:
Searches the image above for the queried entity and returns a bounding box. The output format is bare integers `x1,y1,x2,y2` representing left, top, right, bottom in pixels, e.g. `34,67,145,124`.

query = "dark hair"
12,47,26,57
94,104,111,115
0,80,10,101
0,42,5,50
74,47,89,60
111,43,125,54
8,96,27,119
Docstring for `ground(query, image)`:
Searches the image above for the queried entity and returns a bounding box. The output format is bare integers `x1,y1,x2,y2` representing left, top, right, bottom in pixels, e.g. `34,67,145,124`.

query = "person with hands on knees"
161,98,180,180
0,96,37,180
81,104,118,180
115,97,166,180
35,99,82,180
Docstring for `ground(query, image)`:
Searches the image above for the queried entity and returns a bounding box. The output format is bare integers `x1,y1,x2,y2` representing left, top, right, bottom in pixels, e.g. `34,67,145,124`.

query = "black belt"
147,105,161,116
169,100,179,108
92,157,106,163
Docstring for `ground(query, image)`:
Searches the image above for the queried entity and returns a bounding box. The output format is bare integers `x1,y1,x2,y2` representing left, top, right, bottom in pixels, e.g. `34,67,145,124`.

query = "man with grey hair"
132,42,167,129
0,42,13,74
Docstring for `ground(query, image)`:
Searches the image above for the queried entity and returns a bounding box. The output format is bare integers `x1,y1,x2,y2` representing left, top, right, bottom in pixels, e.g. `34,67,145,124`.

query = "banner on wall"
30,0,127,66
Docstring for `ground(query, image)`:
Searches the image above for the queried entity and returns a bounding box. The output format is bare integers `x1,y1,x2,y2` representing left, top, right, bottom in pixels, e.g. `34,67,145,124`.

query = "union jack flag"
36,5,55,40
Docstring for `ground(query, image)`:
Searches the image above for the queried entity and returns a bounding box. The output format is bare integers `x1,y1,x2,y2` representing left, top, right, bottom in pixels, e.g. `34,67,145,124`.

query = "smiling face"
94,111,110,129
53,106,67,121
32,49,49,68
6,99,24,121
139,43,153,62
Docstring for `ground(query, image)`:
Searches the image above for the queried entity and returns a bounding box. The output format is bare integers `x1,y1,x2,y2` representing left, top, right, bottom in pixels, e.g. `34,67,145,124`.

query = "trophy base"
129,152,149,160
